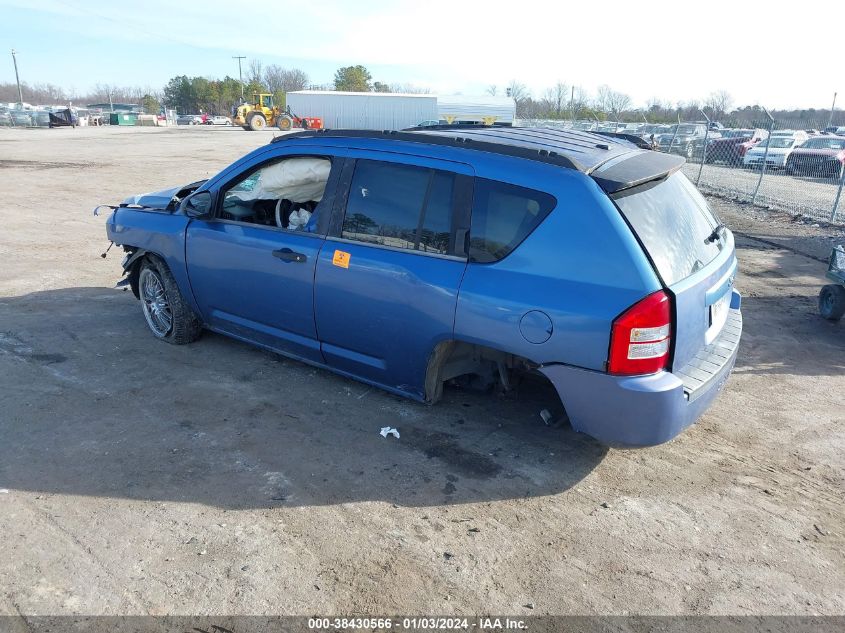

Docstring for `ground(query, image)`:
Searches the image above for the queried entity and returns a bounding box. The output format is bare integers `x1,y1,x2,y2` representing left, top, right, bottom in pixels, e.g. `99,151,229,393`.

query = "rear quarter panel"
454,156,661,371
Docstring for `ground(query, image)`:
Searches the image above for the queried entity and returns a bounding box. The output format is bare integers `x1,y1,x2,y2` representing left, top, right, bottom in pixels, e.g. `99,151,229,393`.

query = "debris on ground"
539,409,553,426
379,426,400,439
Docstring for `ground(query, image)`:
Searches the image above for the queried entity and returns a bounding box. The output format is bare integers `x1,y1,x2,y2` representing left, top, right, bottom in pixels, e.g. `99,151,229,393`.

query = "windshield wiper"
705,224,727,244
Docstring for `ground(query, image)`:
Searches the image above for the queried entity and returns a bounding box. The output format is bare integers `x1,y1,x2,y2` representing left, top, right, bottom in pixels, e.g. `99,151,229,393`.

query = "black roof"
272,126,685,193
410,126,640,172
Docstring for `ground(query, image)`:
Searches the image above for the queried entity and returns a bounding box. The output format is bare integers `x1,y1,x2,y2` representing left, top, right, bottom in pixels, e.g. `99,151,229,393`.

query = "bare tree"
485,85,497,96
569,86,591,119
506,80,531,117
387,82,430,94
542,81,568,117
282,69,309,92
247,59,263,86
705,90,733,120
506,80,529,102
595,84,632,118
263,64,286,94
263,66,309,94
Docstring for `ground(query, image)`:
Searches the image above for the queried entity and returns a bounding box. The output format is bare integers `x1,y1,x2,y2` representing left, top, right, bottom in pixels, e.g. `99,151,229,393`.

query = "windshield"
614,173,723,286
801,138,845,150
719,130,751,139
676,125,698,135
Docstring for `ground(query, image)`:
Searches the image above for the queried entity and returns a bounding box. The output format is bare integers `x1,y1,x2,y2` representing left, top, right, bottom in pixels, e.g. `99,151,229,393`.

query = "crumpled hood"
121,180,207,210
122,184,185,209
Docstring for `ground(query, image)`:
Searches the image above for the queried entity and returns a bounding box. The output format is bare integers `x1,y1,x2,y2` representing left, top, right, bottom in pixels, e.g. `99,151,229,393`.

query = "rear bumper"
540,294,742,448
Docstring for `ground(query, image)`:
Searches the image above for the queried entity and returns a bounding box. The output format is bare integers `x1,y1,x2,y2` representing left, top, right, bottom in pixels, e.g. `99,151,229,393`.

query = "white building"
285,91,516,130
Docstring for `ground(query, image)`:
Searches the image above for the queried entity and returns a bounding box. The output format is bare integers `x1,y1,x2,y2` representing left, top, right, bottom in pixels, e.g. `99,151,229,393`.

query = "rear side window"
614,172,723,286
342,159,455,255
469,179,556,263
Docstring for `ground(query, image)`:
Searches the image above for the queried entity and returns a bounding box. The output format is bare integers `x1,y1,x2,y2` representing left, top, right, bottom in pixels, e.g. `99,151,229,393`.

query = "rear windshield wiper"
705,224,726,244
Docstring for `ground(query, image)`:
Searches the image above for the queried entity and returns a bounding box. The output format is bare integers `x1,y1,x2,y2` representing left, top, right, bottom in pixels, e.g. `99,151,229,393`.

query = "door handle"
272,248,307,263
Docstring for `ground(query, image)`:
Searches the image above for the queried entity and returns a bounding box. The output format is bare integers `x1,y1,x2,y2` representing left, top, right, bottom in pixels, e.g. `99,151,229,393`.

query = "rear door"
612,172,737,373
313,153,473,398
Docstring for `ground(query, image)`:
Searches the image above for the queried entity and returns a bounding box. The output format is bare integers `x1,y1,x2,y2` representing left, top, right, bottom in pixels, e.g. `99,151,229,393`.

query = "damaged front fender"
116,248,148,298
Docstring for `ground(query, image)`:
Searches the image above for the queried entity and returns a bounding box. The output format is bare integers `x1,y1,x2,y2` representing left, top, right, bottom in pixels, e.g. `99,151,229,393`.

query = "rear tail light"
608,291,672,376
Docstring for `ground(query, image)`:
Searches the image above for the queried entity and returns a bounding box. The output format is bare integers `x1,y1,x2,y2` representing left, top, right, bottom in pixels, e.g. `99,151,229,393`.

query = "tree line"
1,64,841,128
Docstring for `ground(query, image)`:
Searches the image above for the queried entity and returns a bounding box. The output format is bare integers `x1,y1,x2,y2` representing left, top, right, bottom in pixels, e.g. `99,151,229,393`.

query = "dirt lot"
0,126,843,617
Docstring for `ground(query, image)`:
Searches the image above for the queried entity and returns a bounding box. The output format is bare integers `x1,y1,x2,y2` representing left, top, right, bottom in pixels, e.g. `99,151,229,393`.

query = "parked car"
32,111,51,127
656,123,710,158
103,127,742,447
207,115,232,126
785,135,845,179
9,110,33,126
0,107,10,126
176,114,202,125
743,131,809,170
703,128,768,165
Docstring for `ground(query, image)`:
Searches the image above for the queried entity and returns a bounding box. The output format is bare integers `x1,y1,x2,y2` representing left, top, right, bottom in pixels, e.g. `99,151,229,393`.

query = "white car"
743,131,809,169
208,115,232,126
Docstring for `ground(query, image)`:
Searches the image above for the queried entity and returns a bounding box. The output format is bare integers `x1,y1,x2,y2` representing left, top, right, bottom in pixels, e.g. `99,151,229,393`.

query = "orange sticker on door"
332,249,351,269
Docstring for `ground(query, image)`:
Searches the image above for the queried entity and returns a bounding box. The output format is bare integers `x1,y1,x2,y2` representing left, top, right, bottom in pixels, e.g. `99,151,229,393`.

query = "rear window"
613,173,724,285
469,179,556,263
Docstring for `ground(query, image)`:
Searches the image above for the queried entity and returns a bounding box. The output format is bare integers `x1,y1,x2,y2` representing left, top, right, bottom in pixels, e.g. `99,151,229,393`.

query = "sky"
0,0,841,110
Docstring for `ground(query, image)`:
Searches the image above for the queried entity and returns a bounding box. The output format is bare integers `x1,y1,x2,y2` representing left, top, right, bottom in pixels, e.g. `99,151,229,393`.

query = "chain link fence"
518,116,845,224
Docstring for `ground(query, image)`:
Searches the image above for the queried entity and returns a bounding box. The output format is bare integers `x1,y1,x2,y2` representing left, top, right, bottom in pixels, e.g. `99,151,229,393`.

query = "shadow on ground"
0,287,606,510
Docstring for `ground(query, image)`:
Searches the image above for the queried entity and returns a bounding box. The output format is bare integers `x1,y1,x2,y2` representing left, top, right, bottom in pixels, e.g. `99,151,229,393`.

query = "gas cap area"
519,310,553,344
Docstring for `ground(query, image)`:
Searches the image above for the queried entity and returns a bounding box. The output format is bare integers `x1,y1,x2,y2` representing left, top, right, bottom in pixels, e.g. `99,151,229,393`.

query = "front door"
185,154,339,363
314,154,473,398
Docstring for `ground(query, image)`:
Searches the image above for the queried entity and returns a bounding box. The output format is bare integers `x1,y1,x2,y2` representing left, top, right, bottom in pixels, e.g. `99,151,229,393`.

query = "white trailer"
286,91,517,130
437,95,515,126
286,91,437,130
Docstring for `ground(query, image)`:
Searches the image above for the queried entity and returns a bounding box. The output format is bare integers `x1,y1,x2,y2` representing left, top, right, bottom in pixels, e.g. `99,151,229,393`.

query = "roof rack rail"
400,123,499,132
270,128,583,171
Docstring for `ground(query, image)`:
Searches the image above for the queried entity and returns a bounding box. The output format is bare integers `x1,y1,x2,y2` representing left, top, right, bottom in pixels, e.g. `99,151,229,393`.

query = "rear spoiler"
590,150,686,194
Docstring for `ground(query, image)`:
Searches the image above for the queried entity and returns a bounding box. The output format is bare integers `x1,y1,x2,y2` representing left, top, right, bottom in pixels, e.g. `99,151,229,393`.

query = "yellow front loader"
233,93,321,131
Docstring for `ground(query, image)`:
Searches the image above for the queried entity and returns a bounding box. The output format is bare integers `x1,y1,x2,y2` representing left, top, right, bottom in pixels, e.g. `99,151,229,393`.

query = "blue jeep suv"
104,127,742,446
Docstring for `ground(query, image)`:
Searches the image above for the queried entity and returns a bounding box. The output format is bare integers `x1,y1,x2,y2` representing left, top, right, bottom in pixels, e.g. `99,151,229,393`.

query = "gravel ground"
0,126,843,618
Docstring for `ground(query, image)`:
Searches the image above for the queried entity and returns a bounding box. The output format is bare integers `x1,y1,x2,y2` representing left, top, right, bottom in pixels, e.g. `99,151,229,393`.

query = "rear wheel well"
423,340,541,404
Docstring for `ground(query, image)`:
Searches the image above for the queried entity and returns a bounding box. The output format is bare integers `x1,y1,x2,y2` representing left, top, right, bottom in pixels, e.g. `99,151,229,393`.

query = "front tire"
819,284,845,321
138,258,202,344
247,112,267,131
277,116,293,131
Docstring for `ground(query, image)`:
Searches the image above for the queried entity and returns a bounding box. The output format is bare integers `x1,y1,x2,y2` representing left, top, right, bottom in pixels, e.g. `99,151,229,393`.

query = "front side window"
220,156,331,232
468,179,556,263
342,159,455,255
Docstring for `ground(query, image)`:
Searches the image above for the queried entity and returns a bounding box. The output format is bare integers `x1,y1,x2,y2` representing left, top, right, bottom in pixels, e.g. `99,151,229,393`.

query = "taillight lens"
608,291,672,376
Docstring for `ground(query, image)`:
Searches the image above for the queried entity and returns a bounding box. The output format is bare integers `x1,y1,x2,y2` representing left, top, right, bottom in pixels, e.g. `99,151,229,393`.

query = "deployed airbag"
236,158,330,202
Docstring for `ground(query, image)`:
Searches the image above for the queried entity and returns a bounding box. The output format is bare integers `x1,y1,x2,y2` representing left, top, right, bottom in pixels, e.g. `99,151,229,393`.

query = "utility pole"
232,56,246,100
828,92,838,129
10,49,23,104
